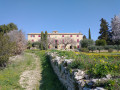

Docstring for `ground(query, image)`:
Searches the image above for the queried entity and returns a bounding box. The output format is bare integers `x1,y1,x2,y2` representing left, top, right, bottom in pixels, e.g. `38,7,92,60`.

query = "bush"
104,45,114,50
88,46,96,52
108,48,113,53
80,48,89,52
96,46,104,53
80,39,94,48
95,39,106,46
0,33,15,67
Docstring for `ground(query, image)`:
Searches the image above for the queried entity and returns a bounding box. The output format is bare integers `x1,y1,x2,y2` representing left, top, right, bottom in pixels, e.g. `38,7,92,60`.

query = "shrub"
0,33,15,67
104,45,114,50
95,39,106,46
27,41,32,49
32,42,41,49
108,48,113,53
80,39,94,48
80,48,89,52
88,46,96,52
96,46,104,53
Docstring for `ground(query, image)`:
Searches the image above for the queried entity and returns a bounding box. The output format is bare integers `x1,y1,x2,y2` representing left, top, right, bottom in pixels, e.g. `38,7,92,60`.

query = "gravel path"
19,53,41,90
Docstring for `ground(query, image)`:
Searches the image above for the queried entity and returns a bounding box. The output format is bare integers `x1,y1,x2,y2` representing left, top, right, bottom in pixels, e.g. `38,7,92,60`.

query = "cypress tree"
40,31,44,50
44,31,48,50
89,28,91,39
98,18,109,41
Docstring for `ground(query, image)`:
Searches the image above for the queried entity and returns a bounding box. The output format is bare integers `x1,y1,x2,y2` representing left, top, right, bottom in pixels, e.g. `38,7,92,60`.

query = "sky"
0,0,120,40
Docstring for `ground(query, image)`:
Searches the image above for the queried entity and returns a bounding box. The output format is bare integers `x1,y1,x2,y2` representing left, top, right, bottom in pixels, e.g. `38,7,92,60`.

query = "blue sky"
0,0,120,40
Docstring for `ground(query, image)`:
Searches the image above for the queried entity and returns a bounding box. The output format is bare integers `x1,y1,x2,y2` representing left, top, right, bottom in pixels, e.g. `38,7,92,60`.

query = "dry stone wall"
47,52,108,90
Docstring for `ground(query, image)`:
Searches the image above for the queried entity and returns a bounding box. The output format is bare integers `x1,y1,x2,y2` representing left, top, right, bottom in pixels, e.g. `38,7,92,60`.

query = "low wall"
48,52,108,90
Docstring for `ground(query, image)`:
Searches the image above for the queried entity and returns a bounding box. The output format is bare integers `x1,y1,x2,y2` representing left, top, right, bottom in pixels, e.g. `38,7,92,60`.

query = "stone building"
28,31,83,49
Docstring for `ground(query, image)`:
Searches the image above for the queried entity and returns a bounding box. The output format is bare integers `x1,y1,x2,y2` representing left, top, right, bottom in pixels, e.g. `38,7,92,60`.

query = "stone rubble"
48,52,108,90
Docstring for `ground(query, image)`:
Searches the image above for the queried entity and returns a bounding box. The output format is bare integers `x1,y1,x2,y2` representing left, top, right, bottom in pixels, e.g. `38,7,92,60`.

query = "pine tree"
44,31,48,50
40,31,44,50
98,18,109,41
89,28,91,39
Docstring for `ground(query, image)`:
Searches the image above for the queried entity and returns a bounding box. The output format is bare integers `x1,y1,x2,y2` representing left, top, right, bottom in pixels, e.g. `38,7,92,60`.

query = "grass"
35,50,67,90
0,53,35,90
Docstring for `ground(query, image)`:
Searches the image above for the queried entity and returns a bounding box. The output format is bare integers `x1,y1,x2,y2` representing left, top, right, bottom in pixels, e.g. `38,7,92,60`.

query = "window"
70,35,72,37
31,35,32,37
77,39,79,42
62,35,64,37
38,35,40,37
77,45,79,48
77,35,79,37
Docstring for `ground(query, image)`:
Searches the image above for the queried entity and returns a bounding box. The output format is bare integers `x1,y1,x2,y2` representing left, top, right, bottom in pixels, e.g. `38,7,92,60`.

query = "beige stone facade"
28,31,83,49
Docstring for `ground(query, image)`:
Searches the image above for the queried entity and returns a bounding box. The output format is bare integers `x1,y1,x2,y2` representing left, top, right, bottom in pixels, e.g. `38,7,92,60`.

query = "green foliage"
0,53,35,89
40,31,44,50
80,48,89,52
95,39,106,46
0,23,18,33
108,48,113,53
98,18,109,41
96,46,104,53
40,31,48,50
80,39,94,48
89,28,91,39
88,45,96,52
0,33,15,67
35,50,66,90
27,41,32,49
83,35,87,40
44,31,48,50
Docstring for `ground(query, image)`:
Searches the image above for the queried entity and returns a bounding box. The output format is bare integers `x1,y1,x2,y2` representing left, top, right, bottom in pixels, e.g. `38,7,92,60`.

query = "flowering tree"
111,15,120,44
7,30,27,54
59,36,77,49
47,38,55,48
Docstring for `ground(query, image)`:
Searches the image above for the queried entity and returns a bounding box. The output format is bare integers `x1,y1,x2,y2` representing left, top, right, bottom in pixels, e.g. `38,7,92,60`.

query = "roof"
28,32,83,35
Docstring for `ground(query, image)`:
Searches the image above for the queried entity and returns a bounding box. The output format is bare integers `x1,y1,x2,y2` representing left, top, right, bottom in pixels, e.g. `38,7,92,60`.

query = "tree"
47,38,55,49
83,35,87,40
80,39,94,48
0,23,18,33
44,31,48,50
98,18,109,41
7,23,18,31
40,31,44,50
95,39,106,46
89,28,91,39
59,36,76,49
7,30,27,54
0,33,15,67
111,15,120,45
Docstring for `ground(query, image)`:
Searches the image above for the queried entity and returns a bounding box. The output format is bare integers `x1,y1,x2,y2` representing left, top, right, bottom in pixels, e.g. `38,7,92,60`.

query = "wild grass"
0,53,35,90
35,50,66,90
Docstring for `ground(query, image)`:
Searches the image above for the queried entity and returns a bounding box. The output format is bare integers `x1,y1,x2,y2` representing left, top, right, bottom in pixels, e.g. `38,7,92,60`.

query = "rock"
87,82,93,86
91,79,99,83
75,76,84,80
84,75,89,79
106,74,111,79
94,87,105,90
83,87,91,90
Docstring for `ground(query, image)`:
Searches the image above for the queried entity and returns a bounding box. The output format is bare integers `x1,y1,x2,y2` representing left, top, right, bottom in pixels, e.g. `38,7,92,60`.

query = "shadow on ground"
38,52,66,90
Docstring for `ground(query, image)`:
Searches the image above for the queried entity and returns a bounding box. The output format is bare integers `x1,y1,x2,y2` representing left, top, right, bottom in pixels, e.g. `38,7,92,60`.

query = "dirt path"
19,53,41,90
